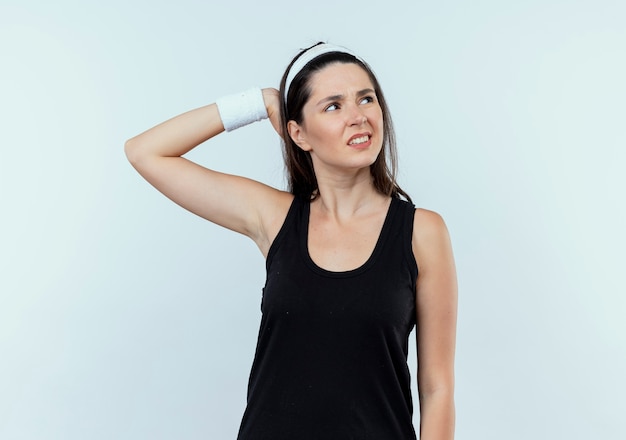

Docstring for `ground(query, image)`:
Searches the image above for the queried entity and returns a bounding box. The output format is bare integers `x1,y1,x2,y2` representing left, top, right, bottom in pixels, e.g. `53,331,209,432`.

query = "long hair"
279,43,411,203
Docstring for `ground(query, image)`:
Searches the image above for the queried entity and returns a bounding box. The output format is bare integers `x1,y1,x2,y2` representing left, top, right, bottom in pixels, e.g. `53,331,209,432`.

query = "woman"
126,42,457,439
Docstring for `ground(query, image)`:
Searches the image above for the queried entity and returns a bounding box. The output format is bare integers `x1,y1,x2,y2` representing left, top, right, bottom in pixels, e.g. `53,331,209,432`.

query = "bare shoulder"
413,208,450,242
258,188,295,228
256,189,296,256
412,208,454,270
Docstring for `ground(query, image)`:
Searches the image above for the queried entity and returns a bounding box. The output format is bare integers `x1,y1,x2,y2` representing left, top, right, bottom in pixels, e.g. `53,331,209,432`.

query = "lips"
347,133,371,145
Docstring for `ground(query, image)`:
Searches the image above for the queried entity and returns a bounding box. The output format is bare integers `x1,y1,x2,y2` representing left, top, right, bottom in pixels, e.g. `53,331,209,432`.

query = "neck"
312,167,388,220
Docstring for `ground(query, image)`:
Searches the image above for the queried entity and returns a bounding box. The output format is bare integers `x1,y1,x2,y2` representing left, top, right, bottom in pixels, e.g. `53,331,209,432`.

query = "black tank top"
237,196,418,440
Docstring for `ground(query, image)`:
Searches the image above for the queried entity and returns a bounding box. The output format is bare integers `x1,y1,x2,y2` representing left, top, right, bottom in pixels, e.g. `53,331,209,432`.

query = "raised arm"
412,209,458,440
124,88,292,255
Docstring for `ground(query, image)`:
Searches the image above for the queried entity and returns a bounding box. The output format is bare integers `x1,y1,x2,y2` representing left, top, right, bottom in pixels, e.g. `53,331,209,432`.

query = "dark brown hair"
279,43,411,203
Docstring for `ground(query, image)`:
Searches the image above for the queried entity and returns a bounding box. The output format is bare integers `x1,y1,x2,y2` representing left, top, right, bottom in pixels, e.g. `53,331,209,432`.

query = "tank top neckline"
300,197,399,278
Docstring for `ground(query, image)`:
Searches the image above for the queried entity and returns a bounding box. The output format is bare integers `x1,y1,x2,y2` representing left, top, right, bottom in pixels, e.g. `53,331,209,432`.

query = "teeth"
349,135,369,145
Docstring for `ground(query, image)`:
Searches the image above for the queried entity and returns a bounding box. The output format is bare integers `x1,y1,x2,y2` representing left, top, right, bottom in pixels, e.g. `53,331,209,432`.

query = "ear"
287,120,312,152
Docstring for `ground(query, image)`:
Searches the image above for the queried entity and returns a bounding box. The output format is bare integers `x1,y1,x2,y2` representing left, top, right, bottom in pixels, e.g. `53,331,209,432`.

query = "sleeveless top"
237,196,418,440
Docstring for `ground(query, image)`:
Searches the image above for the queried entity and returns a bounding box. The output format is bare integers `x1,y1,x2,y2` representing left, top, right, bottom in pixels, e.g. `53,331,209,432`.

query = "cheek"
311,121,343,144
374,113,384,136
368,107,384,129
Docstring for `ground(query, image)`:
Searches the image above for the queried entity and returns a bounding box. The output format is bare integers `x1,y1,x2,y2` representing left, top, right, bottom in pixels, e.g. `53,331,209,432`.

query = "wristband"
216,87,268,132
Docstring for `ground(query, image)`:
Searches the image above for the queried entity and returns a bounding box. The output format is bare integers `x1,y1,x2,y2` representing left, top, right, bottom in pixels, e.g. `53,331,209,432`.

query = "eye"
324,103,340,112
359,95,375,105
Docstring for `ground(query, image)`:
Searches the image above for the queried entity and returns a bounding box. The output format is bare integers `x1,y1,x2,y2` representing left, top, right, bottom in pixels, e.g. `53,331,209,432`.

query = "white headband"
283,43,361,102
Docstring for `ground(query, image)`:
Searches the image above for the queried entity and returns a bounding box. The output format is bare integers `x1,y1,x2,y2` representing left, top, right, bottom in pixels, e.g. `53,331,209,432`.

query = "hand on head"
262,88,283,138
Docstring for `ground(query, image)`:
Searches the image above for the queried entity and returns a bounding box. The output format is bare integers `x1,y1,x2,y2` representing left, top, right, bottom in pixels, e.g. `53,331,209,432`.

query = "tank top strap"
392,198,419,287
402,202,419,278
266,195,304,270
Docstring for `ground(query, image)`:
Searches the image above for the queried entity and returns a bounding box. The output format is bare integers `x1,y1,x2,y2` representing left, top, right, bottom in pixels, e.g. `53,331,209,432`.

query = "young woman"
125,42,457,440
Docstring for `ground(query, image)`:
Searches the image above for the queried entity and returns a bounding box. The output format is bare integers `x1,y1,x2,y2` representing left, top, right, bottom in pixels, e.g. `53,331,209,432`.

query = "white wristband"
216,87,269,132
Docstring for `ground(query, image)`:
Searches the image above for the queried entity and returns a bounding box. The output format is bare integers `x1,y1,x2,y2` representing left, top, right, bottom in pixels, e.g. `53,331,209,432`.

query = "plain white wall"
1,0,624,438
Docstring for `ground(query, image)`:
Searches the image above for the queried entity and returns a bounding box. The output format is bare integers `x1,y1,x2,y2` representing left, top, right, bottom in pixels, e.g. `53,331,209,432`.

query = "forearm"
125,103,224,165
419,389,455,440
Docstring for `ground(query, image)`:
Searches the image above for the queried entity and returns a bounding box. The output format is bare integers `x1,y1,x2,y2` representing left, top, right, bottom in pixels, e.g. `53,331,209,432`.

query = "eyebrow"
315,88,375,106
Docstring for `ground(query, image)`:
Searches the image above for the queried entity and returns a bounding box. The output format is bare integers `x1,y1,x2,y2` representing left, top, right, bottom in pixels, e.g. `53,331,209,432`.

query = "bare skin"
125,62,457,439
413,208,457,439
124,88,291,257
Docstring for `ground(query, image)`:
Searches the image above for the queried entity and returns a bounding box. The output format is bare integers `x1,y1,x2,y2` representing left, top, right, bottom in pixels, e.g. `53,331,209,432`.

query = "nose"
347,103,367,126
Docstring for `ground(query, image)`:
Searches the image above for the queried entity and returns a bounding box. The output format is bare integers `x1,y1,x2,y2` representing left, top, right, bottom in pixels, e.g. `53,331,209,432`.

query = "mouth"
348,134,371,146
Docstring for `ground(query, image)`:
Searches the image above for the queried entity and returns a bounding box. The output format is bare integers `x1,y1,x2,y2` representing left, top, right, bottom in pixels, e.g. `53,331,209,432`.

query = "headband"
283,43,361,102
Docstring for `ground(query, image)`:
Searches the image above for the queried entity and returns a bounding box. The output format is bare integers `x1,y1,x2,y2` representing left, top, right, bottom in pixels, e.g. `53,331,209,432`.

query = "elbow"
418,372,455,401
419,384,455,402
124,136,143,167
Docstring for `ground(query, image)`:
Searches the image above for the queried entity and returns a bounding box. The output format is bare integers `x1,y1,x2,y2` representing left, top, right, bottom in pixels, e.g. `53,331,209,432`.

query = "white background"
1,0,624,438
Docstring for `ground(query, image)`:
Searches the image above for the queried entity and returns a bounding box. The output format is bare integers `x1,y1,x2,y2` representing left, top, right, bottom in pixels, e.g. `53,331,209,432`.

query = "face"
287,62,384,174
